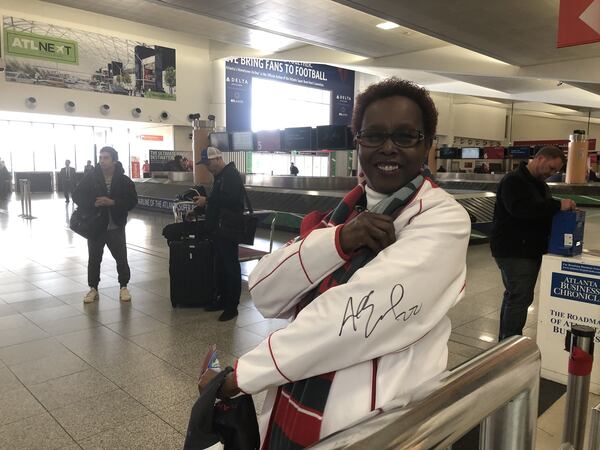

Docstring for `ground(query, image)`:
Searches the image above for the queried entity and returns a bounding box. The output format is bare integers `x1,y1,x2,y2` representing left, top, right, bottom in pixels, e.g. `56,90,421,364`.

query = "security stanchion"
562,324,595,450
589,402,600,450
18,179,35,220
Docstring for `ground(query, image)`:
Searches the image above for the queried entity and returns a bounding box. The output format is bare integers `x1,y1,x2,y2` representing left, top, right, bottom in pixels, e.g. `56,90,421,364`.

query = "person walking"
289,162,299,176
491,146,576,340
60,160,76,203
73,147,138,303
84,160,94,175
193,147,244,321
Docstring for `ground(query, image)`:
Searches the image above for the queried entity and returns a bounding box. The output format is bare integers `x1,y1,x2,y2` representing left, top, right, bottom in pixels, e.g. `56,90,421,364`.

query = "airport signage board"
537,253,600,393
557,0,600,48
2,16,176,100
225,57,355,132
5,29,78,64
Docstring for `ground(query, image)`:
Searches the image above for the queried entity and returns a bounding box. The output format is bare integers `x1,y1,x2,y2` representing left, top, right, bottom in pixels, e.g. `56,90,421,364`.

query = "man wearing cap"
194,147,244,321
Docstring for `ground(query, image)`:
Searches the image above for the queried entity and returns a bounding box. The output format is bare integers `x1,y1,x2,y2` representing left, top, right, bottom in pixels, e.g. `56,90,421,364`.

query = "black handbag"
216,188,258,245
69,208,104,239
183,367,260,450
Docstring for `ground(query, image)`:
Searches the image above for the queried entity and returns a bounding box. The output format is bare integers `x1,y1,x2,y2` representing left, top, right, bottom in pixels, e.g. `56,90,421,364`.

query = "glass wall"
0,120,134,177
250,152,329,176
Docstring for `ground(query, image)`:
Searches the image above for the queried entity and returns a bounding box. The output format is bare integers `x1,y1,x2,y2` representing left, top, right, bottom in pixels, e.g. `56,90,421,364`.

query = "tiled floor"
0,193,599,449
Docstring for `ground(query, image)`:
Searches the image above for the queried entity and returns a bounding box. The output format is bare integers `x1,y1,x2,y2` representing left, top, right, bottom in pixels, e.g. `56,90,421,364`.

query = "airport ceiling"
43,0,600,111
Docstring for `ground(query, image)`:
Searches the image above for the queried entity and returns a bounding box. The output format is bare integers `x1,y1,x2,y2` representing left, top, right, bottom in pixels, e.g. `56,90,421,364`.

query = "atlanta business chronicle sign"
5,29,78,64
551,272,600,306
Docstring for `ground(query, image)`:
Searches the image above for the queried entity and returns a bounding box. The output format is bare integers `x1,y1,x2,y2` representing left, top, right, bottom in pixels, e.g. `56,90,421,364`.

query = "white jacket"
236,179,471,441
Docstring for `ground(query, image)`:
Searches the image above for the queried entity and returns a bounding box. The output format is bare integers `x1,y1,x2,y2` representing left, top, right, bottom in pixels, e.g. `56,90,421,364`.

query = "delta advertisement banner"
225,57,355,132
2,17,176,100
537,254,600,393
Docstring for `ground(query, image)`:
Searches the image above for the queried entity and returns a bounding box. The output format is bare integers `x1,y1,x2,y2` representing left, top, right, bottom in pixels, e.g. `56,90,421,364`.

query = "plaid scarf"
263,174,425,450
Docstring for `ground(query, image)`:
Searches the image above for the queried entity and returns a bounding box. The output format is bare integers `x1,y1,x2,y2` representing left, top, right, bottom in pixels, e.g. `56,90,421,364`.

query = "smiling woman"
198,77,471,450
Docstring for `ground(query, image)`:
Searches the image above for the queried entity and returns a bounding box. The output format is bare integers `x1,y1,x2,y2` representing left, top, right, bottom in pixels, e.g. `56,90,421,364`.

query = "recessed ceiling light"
376,21,400,30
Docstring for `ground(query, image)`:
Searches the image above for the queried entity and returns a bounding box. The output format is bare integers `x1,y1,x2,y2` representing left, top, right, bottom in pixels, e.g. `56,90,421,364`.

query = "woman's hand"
197,370,240,398
339,212,396,254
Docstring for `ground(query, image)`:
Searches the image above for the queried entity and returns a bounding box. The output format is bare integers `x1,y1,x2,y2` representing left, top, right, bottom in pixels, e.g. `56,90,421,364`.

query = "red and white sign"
557,0,600,48
137,135,164,141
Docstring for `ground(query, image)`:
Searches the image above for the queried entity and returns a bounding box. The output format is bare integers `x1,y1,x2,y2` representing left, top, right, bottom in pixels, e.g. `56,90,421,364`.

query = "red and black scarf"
263,175,425,449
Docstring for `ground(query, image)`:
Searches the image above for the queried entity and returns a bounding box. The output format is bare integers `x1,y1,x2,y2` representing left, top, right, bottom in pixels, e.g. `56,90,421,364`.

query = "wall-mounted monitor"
483,147,505,159
283,127,312,151
231,131,255,151
255,130,282,152
508,146,531,159
461,147,481,159
438,147,460,159
209,132,231,151
316,125,348,150
347,127,355,148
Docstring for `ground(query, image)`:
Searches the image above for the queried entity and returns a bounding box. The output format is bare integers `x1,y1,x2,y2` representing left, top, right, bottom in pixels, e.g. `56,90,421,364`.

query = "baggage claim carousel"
134,173,600,244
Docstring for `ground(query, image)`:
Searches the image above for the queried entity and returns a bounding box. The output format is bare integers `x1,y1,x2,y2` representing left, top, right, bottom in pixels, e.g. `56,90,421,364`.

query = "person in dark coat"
193,146,244,322
84,160,94,175
290,162,299,176
491,146,576,340
0,160,11,199
60,160,77,203
73,147,138,304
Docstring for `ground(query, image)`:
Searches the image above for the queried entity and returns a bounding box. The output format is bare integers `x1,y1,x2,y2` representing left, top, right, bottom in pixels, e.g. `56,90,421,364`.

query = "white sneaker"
119,287,132,302
84,288,99,304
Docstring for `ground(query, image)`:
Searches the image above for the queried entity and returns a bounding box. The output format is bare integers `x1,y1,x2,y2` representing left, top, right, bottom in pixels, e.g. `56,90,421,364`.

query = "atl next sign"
5,29,78,64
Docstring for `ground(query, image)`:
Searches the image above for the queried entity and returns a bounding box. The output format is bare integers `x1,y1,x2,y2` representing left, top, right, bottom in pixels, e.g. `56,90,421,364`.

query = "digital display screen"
209,132,231,151
283,127,312,150
255,130,282,152
483,147,505,159
508,146,531,159
316,125,348,150
461,147,481,159
439,147,459,159
231,132,255,151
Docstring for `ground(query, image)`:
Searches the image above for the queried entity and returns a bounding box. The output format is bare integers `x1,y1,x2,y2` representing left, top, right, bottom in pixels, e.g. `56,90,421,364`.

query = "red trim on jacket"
248,251,299,292
233,359,248,395
268,331,292,383
298,237,313,284
334,225,352,261
407,199,424,225
371,359,378,411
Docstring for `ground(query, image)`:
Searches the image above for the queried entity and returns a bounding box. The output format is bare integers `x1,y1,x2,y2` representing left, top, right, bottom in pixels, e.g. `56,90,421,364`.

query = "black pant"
213,236,241,311
64,189,71,202
495,256,542,340
88,228,130,288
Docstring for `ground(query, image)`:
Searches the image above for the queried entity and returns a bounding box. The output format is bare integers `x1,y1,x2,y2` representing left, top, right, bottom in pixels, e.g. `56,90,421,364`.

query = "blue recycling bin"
548,210,585,256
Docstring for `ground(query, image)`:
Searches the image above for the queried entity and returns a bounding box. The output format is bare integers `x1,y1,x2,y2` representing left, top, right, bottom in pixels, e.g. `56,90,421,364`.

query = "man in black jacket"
491,146,575,340
60,160,77,203
73,147,138,304
194,147,244,321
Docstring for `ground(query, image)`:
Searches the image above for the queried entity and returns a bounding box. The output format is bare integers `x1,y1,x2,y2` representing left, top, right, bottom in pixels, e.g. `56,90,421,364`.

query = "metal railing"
18,179,35,219
311,336,540,450
589,402,600,450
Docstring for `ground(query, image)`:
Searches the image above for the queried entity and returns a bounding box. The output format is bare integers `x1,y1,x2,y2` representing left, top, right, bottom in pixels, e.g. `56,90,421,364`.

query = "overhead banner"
557,0,600,48
2,17,176,100
226,57,355,132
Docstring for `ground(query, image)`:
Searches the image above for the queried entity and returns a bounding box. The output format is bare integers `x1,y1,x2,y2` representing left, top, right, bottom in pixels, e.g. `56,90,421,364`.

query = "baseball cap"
196,147,222,165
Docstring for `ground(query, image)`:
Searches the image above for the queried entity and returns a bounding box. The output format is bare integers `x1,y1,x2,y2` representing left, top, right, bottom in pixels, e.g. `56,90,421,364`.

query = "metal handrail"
310,336,541,450
589,402,600,450
268,211,304,253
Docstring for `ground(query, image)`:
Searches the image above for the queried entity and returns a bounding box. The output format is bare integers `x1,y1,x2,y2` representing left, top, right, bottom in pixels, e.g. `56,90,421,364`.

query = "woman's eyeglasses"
356,129,425,148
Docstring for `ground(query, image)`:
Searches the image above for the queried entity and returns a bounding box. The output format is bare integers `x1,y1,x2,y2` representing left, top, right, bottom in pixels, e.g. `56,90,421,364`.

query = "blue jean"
495,257,542,340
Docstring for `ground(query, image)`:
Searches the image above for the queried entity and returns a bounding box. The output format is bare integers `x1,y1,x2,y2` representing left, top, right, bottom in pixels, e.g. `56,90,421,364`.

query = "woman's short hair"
351,77,438,141
99,146,119,161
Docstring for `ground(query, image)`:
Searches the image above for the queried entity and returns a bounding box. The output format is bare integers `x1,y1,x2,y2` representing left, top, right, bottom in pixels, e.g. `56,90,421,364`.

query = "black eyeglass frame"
355,129,426,148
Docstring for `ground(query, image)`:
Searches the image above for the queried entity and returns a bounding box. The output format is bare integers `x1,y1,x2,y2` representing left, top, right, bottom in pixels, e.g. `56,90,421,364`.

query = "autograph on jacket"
339,284,422,338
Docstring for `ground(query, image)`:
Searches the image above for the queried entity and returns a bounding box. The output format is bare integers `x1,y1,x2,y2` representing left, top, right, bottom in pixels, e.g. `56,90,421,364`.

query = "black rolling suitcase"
168,238,216,308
